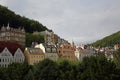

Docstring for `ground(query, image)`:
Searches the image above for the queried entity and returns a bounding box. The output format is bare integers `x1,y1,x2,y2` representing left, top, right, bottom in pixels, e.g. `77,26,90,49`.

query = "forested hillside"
0,5,48,33
92,31,120,47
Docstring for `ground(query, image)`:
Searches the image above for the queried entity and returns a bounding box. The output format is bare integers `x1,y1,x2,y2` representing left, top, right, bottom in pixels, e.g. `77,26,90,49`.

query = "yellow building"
24,47,44,65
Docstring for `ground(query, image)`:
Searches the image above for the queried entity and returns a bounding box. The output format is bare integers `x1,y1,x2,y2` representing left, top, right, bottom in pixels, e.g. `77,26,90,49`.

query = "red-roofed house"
0,42,25,67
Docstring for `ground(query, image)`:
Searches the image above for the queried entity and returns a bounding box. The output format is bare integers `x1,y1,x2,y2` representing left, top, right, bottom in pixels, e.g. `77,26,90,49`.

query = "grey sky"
0,0,120,44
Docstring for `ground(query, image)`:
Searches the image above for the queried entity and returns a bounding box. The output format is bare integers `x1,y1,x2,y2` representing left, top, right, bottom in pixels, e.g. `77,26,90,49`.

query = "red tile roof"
0,41,23,55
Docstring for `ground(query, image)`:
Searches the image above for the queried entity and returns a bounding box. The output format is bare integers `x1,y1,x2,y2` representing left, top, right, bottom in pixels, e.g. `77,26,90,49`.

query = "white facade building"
0,47,25,67
13,48,25,63
0,47,13,67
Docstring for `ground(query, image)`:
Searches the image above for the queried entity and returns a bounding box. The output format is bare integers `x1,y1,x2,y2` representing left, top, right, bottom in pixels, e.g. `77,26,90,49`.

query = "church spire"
7,22,10,29
7,22,9,27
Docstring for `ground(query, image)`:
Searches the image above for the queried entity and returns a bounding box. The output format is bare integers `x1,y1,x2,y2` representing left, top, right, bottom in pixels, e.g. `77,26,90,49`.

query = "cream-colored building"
24,47,44,65
0,24,25,47
35,44,58,61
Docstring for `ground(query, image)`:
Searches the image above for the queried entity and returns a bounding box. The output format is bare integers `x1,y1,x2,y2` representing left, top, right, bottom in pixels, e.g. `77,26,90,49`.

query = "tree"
0,67,8,80
20,62,33,80
92,31,120,47
0,5,48,33
6,63,23,80
24,69,34,80
113,49,120,68
34,59,58,80
26,33,44,47
79,56,119,80
57,59,76,80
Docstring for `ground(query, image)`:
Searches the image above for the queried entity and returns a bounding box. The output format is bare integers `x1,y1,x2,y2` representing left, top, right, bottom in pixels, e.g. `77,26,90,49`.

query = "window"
3,59,4,62
59,51,61,53
4,64,6,67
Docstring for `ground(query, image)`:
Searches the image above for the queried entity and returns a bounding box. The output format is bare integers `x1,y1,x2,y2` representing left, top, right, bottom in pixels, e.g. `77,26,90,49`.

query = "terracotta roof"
0,41,23,55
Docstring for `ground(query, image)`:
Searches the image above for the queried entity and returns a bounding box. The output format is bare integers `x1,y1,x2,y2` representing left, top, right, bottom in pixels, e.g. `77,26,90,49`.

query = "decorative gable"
14,48,25,63
0,47,13,57
14,48,24,57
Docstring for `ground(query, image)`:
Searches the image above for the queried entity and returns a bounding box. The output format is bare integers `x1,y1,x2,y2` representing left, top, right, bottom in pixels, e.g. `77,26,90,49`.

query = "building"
0,47,13,67
35,44,58,61
24,47,44,65
57,38,69,47
33,30,69,47
53,34,59,46
75,46,81,60
13,48,25,63
0,42,25,67
40,30,55,45
44,45,58,61
75,45,95,61
57,43,76,60
114,44,120,50
0,24,25,47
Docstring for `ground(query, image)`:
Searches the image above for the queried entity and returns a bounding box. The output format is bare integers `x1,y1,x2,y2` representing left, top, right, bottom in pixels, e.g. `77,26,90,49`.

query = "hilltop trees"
0,5,47,33
0,5,48,47
92,31,120,47
26,33,44,47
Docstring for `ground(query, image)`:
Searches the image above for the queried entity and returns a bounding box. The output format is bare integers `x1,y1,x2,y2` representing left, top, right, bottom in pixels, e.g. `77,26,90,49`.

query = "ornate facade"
0,24,25,47
57,43,77,60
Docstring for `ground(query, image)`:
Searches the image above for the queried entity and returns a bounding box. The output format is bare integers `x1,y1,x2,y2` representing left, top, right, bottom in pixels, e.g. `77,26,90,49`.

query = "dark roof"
0,41,23,55
27,47,44,54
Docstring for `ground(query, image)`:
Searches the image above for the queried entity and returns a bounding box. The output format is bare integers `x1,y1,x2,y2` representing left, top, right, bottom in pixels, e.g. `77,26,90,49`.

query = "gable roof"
0,41,23,55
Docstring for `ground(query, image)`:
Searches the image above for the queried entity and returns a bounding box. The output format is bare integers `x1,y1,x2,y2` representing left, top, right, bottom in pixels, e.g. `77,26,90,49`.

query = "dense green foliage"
26,33,44,47
92,31,120,47
113,49,120,68
0,5,47,33
0,5,47,47
0,56,120,80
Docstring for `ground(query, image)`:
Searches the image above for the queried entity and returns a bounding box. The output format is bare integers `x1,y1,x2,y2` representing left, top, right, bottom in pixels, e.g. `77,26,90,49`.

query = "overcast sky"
0,0,120,44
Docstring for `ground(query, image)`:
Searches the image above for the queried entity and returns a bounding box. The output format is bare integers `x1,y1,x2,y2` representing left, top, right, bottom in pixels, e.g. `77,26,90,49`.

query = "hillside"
0,5,48,33
92,31,120,47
